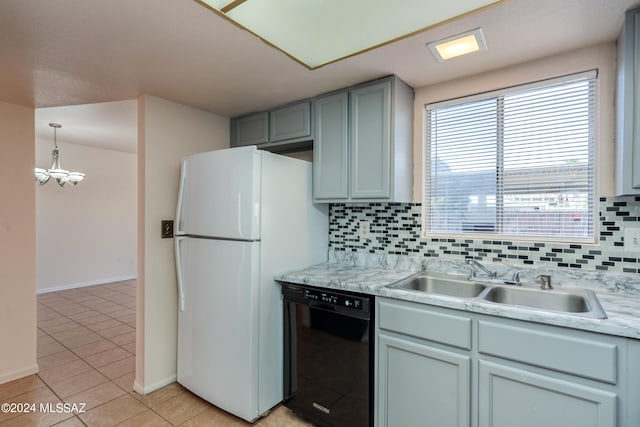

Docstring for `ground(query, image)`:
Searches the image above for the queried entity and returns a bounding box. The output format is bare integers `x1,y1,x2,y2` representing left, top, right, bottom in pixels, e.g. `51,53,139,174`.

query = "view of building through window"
425,72,596,241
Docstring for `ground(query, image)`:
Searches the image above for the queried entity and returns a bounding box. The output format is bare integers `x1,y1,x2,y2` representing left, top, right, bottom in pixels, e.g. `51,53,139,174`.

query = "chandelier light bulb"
67,172,85,185
34,167,49,184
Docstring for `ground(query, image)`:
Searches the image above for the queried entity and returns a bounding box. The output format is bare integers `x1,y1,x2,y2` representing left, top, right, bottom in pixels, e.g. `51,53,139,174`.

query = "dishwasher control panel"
304,288,364,310
281,283,371,316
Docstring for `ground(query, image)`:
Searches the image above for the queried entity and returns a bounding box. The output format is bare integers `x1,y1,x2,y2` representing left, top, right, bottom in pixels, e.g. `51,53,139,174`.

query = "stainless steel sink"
386,272,607,319
387,274,486,298
482,286,607,319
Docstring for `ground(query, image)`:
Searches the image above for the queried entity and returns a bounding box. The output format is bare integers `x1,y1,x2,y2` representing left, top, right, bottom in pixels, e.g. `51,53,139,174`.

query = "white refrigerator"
174,146,328,422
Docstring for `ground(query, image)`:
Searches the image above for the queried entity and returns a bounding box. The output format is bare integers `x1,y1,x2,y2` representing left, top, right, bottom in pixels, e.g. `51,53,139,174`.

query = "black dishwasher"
282,283,374,427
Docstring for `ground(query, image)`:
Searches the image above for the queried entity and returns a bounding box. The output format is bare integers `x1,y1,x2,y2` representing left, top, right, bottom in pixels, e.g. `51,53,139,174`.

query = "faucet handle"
536,274,553,290
510,270,526,285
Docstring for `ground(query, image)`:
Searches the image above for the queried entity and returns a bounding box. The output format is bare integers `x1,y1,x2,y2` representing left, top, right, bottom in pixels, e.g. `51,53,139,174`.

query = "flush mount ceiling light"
34,123,85,187
427,27,488,62
196,0,503,69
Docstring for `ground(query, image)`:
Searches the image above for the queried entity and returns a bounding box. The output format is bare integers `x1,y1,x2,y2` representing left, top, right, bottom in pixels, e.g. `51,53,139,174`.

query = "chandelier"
34,123,85,187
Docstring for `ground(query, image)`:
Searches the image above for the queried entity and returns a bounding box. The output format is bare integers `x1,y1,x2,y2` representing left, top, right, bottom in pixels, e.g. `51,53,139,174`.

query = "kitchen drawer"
378,299,471,350
478,320,617,384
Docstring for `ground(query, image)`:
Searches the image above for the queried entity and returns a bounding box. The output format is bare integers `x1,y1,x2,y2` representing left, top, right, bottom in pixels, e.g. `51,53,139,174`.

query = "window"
423,71,596,242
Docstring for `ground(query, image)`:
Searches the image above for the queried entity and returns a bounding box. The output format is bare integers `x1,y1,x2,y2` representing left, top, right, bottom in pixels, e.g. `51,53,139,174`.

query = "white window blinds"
423,71,597,242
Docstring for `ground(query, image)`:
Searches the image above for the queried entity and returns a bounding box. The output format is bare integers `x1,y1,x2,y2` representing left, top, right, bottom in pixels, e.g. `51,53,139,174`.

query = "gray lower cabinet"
375,297,640,427
478,361,616,427
616,7,640,195
313,76,413,203
628,339,640,423
376,298,472,427
477,319,621,427
231,112,269,147
377,334,471,427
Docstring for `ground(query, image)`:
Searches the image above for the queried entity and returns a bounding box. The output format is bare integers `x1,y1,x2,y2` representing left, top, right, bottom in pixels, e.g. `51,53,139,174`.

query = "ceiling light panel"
428,28,488,62
198,0,502,69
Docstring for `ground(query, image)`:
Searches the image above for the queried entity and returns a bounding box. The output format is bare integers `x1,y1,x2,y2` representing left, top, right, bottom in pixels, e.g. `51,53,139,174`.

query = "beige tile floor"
0,280,310,426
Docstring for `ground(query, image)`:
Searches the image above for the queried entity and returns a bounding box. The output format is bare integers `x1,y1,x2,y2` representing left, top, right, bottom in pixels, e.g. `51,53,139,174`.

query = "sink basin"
482,286,607,319
388,274,486,298
387,272,607,319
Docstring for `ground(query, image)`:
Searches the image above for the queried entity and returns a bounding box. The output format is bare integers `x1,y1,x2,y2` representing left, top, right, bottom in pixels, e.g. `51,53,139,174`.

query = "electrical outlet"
624,227,640,252
161,220,174,239
359,220,370,237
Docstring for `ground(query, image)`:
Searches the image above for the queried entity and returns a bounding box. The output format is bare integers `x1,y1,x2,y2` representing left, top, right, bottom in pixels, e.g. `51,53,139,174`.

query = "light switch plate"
624,227,640,252
161,220,174,239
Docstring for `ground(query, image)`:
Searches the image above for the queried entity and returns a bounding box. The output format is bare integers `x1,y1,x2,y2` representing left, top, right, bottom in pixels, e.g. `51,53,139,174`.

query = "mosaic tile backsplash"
329,196,640,274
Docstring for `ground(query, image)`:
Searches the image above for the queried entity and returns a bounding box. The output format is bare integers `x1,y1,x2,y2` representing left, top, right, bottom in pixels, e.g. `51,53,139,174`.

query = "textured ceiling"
1,0,638,152
35,101,137,154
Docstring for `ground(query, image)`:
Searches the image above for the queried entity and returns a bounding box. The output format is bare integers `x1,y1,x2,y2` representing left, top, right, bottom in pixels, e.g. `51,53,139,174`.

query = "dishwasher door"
283,283,374,427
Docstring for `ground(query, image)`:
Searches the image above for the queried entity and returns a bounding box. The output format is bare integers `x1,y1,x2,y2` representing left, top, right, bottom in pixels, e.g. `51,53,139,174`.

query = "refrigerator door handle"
175,161,187,235
175,236,186,312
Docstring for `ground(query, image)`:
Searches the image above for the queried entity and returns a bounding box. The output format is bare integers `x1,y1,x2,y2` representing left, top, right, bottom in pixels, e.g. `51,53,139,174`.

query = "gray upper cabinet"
616,7,640,195
350,81,391,199
230,101,312,149
313,76,414,203
313,92,349,199
231,112,269,147
270,102,311,143
230,75,413,199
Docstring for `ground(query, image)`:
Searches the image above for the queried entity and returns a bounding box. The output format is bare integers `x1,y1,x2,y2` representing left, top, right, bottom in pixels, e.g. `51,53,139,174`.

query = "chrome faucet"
465,259,497,280
506,270,526,286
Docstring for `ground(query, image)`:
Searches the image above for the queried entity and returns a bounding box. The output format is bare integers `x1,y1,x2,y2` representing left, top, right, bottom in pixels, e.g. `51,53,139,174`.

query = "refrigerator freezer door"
176,237,261,421
176,146,261,240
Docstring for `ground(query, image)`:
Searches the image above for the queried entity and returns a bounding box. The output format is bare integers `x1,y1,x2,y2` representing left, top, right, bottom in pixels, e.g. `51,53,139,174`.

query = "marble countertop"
274,250,640,340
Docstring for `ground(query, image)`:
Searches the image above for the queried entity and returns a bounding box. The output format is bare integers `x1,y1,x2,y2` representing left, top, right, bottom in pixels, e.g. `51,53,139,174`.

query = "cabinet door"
350,80,391,199
616,8,640,194
270,102,311,142
632,12,640,190
231,112,269,147
313,92,349,200
377,334,471,427
478,361,617,427
626,339,640,426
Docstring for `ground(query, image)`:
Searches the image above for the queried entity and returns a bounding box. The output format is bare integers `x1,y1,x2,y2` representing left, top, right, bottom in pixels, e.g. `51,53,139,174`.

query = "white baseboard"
0,363,39,385
133,374,177,396
133,380,145,395
37,276,137,294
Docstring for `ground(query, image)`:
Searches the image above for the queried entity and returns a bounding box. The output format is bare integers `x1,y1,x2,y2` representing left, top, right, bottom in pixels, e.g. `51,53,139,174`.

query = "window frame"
421,70,599,244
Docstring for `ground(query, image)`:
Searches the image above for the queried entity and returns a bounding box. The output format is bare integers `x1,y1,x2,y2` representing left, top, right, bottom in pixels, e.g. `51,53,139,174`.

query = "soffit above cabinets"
195,0,504,69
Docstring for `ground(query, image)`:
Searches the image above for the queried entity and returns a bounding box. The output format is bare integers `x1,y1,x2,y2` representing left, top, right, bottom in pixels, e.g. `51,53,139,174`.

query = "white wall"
136,95,229,394
412,42,616,200
0,100,37,383
36,141,137,293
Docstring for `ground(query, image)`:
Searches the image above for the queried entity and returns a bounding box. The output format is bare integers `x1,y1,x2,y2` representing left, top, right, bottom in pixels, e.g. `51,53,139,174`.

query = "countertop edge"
275,264,640,341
